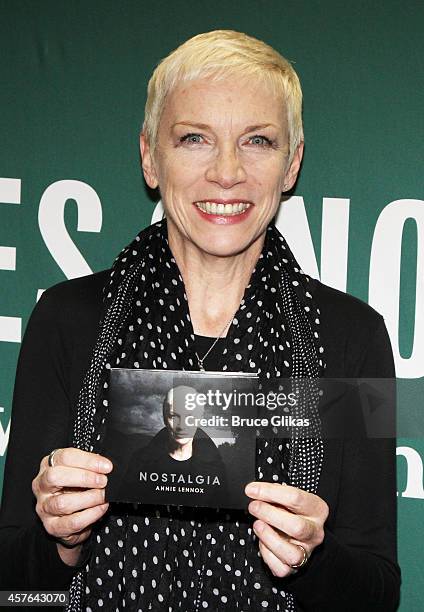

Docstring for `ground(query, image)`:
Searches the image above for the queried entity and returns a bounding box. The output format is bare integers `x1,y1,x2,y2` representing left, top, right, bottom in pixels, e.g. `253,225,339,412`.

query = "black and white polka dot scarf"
67,220,325,612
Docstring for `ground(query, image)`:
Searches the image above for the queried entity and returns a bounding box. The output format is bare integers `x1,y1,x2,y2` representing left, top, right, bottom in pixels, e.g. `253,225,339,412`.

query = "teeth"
195,202,251,216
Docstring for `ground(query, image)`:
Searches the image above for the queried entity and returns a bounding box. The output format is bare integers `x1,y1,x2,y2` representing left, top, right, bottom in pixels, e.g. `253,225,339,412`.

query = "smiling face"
141,76,303,259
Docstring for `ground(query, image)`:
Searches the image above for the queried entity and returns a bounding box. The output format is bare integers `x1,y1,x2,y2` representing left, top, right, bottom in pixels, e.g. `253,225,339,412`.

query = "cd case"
102,368,258,509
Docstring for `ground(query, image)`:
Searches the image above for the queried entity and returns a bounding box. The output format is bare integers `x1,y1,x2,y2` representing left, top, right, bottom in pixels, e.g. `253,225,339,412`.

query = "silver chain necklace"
195,315,235,371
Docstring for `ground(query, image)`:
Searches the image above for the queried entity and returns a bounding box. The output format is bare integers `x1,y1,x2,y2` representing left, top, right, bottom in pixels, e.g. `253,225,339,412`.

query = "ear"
140,132,159,189
282,141,304,192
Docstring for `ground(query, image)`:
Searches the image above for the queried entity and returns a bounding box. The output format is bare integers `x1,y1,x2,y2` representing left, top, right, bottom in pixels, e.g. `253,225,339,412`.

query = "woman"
0,30,400,610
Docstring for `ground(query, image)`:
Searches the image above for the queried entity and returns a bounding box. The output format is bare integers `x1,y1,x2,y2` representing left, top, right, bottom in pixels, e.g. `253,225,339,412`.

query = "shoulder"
310,277,383,333
308,278,394,377
37,269,109,316
28,270,109,336
20,271,111,403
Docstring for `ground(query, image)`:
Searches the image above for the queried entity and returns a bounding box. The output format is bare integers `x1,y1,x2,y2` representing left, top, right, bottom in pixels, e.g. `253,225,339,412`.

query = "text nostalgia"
140,472,221,494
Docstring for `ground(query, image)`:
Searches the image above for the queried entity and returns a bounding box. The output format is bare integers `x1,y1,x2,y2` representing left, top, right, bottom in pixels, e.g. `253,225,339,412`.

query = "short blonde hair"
143,30,303,164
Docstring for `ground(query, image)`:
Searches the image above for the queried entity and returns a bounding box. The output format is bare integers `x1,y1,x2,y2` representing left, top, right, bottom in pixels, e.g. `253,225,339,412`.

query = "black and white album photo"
102,369,258,509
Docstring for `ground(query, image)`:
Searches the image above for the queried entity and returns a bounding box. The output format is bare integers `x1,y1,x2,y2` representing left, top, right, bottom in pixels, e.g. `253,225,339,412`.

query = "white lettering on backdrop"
369,199,424,379
276,196,350,292
0,407,10,458
397,446,424,499
38,179,103,282
0,178,22,343
0,178,103,456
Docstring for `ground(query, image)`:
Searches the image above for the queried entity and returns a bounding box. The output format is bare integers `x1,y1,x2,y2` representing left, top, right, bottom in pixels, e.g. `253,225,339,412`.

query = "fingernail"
96,474,107,486
245,483,258,496
253,521,264,534
102,461,113,472
249,500,260,513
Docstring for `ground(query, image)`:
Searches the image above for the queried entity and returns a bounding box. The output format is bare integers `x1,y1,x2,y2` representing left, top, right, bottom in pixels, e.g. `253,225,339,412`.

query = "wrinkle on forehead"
158,76,288,140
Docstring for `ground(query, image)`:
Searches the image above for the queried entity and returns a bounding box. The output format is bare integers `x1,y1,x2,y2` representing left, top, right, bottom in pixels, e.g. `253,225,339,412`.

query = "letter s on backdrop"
38,179,102,280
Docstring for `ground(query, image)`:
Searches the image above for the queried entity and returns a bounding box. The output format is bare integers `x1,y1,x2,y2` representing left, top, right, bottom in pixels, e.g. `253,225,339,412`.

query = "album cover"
102,369,258,509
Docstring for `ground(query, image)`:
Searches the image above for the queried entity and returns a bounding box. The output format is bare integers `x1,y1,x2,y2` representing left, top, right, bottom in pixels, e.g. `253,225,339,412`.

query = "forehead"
159,76,287,132
165,388,191,409
164,400,177,417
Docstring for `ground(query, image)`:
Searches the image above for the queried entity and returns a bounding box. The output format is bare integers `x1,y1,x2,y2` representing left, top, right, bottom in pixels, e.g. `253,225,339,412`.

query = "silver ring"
289,544,308,569
48,448,61,467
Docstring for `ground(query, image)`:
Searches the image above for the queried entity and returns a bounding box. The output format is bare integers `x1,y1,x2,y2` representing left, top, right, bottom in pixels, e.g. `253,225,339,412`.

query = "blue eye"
248,135,273,146
180,133,203,144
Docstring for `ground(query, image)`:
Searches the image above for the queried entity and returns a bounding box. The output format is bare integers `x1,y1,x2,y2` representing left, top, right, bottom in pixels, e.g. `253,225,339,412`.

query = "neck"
168,228,264,337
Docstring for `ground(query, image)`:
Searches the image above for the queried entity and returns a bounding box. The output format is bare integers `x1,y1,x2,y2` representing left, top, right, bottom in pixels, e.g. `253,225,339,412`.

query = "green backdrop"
1,1,423,609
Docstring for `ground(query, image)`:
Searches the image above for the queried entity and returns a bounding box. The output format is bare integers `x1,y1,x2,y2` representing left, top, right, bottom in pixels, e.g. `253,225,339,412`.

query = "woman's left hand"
245,482,329,577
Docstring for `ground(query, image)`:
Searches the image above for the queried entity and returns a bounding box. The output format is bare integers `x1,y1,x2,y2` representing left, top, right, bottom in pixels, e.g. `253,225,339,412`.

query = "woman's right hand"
32,448,113,554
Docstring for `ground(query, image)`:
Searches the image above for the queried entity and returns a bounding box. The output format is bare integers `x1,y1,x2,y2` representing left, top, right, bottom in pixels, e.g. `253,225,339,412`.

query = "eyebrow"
171,121,279,132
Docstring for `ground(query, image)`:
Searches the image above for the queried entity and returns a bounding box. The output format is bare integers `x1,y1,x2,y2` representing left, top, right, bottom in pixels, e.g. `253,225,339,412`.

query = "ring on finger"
289,543,309,569
48,448,61,467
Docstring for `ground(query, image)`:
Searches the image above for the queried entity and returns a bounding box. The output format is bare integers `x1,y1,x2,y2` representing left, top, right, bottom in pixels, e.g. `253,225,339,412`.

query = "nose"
205,144,247,188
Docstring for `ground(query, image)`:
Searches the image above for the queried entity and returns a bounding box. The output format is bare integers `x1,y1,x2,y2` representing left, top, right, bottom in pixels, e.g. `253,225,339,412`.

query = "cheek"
255,180,284,208
245,159,285,191
158,153,203,193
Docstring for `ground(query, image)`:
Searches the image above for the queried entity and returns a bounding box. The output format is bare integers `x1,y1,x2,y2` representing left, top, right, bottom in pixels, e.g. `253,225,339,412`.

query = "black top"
194,334,226,371
114,425,230,507
0,270,401,611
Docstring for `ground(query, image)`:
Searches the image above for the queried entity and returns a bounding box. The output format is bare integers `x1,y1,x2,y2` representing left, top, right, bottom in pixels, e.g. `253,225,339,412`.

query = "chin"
174,436,193,444
193,233,259,259
167,213,266,259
